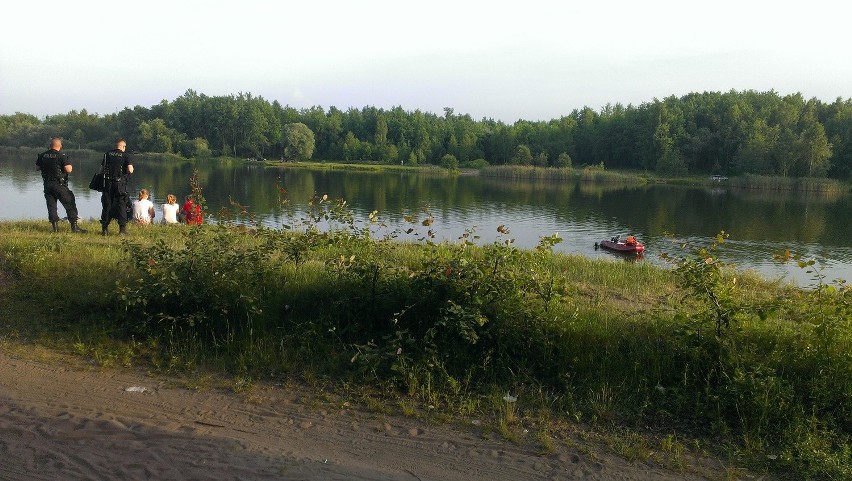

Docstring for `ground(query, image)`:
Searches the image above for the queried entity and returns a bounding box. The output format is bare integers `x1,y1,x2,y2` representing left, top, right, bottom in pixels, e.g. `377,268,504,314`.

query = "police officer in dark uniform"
35,137,87,233
100,138,134,235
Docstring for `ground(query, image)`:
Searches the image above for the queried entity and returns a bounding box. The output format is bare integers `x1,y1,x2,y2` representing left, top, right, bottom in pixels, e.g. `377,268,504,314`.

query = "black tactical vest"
103,149,129,181
39,150,67,183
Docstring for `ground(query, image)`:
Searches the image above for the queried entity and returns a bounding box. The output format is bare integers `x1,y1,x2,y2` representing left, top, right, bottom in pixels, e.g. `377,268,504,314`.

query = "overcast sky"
2,0,851,122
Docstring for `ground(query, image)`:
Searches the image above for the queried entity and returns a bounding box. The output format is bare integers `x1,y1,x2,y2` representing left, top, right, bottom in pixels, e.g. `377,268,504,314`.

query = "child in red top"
182,195,203,225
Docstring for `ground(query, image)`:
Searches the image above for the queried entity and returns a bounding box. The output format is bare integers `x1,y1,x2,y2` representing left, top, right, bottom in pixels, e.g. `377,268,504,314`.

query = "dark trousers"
43,181,79,223
101,182,129,227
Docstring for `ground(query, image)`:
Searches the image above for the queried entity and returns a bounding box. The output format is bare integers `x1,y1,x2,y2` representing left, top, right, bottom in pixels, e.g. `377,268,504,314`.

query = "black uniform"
36,148,80,225
100,148,132,229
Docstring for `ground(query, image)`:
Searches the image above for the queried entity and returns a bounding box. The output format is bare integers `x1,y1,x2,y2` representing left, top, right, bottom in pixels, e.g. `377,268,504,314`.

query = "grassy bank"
479,165,852,193
726,174,848,193
261,159,451,174
1,211,850,479
480,165,649,184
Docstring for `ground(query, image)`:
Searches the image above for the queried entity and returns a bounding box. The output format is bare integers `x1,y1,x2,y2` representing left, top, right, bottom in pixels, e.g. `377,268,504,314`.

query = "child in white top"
132,189,155,224
162,194,180,224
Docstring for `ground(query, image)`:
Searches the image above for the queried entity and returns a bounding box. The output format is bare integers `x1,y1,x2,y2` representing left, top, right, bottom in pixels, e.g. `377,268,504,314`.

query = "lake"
2,150,851,286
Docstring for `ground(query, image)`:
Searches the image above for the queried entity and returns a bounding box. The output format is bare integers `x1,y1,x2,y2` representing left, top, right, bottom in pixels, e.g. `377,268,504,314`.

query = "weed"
535,429,556,455
497,419,521,443
502,393,518,424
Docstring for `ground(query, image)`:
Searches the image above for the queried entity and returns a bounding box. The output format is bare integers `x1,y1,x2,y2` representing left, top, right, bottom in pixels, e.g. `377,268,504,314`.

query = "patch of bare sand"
0,350,730,481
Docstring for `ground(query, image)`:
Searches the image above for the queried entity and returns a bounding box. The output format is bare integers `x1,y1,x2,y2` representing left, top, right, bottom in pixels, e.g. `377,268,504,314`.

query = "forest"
1,89,850,179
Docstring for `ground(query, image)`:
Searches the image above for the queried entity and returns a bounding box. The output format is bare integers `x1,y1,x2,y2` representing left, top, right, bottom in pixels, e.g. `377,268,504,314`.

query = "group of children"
132,190,203,225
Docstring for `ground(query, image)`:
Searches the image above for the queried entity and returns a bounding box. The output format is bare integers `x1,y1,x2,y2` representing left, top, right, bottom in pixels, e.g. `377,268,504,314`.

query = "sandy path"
0,350,720,481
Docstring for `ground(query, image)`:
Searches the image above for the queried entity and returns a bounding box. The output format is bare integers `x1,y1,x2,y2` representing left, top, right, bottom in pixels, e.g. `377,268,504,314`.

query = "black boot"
119,224,128,236
101,225,109,236
51,221,58,232
70,220,87,234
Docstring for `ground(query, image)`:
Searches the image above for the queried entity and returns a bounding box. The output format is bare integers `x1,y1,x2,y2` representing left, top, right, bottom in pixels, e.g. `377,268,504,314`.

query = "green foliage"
656,150,688,176
117,226,275,338
440,153,459,171
459,158,489,170
513,145,533,165
669,231,735,336
282,122,316,161
727,174,846,193
188,168,207,215
554,152,572,169
138,118,182,153
3,89,852,179
179,137,212,158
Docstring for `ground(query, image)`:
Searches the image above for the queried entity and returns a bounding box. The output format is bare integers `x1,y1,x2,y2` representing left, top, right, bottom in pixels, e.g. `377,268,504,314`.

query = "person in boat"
625,234,637,245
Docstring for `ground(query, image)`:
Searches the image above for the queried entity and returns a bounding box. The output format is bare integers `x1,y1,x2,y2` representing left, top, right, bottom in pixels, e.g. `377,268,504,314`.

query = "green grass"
727,174,849,193
1,218,850,480
262,159,450,174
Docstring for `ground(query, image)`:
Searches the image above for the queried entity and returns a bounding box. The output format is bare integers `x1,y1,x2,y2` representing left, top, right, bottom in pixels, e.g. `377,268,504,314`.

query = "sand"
0,350,726,481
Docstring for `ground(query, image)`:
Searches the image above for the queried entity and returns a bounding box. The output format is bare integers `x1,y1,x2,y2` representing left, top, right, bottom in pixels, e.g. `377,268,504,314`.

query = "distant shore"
3,145,849,193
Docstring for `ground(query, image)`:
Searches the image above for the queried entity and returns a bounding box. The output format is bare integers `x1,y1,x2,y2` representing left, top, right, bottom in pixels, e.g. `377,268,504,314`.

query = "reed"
727,174,848,193
265,160,448,174
480,165,577,181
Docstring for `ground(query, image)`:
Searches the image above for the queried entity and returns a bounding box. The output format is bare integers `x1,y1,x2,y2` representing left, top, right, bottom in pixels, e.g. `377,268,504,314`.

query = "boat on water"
595,235,645,254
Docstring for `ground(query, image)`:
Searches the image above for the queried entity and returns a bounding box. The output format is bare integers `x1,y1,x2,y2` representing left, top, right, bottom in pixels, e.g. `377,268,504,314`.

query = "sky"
2,0,851,122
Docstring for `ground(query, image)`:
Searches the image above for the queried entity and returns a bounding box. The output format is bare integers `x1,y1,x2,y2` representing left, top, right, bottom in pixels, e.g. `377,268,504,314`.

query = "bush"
460,158,490,170
440,154,459,171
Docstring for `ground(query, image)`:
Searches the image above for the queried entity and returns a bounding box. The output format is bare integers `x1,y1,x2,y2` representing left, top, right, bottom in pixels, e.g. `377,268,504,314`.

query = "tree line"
1,89,850,178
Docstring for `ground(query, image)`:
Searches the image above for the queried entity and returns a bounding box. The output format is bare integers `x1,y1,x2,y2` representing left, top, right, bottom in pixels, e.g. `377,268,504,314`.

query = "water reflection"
1,151,849,286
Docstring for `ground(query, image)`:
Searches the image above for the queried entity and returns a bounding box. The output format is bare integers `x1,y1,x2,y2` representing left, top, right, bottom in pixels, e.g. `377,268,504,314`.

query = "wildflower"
503,393,517,403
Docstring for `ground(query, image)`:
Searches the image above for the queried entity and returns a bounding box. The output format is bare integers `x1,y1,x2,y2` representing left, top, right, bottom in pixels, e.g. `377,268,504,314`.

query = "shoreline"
3,145,849,193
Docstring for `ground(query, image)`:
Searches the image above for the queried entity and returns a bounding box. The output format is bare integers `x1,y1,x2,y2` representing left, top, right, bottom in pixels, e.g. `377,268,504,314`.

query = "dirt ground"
0,348,738,481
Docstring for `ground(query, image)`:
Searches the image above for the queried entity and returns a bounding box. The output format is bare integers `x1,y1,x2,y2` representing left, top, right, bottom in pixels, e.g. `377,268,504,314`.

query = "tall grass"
728,174,848,193
267,160,449,174
480,165,647,184
1,215,850,479
480,165,578,181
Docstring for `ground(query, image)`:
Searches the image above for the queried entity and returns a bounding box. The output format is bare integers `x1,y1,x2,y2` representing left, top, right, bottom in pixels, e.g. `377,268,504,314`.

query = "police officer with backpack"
35,137,87,233
100,138,134,235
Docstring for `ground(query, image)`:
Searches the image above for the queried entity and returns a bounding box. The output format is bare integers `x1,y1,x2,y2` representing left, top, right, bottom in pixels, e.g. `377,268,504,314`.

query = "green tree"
179,137,212,158
513,145,532,165
138,118,184,153
555,152,572,168
282,122,315,161
654,120,687,175
799,115,832,177
343,131,361,161
733,119,778,174
440,153,459,171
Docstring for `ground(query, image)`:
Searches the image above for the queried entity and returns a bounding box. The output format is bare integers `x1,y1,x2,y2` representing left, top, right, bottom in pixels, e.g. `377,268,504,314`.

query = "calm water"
2,151,851,286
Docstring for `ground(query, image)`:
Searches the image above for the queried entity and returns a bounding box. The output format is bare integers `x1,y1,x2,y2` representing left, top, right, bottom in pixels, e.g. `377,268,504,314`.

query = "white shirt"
133,198,155,224
162,202,180,224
